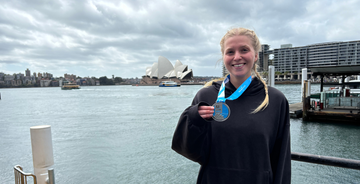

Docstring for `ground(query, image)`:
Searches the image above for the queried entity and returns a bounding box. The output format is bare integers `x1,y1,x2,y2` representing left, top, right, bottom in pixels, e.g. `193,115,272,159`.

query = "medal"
212,75,252,122
212,102,230,122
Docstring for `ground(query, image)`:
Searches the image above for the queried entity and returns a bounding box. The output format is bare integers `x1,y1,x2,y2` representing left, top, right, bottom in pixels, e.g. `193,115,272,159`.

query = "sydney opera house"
140,56,193,84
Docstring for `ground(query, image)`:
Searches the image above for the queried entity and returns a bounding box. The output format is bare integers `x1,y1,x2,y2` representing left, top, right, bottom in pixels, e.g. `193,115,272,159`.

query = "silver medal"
212,102,231,122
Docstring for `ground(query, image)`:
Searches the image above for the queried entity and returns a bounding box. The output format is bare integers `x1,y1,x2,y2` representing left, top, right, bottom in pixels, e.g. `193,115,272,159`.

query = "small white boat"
159,81,181,87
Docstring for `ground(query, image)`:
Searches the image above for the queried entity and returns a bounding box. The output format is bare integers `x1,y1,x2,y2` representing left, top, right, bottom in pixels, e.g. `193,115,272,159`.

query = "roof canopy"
309,65,360,76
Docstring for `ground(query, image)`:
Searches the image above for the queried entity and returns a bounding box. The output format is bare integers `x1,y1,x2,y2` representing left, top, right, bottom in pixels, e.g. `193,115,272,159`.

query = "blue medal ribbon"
216,75,252,103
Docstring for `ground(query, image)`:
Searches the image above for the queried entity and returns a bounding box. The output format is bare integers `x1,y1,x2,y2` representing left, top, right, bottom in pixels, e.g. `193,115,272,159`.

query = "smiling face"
223,35,258,86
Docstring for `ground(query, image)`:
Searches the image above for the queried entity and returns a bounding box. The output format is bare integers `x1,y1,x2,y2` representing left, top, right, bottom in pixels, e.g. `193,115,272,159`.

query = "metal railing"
13,153,360,183
291,152,360,170
14,165,37,184
13,166,55,184
327,97,360,108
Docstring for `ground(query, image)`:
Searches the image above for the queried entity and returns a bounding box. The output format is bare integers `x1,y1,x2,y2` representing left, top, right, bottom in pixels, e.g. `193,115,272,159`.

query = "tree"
99,76,115,85
114,77,123,83
275,71,282,75
262,71,268,78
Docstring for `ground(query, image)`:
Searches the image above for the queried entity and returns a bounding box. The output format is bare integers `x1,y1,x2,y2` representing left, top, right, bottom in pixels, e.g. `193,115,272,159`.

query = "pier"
301,65,360,123
289,102,303,118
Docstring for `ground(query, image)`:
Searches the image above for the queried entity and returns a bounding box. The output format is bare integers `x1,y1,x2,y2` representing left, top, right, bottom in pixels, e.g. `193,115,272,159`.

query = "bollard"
30,125,54,184
301,68,307,102
268,66,275,87
47,168,55,184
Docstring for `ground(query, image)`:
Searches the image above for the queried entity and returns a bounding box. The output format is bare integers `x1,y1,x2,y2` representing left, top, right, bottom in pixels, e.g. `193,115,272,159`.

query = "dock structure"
289,102,303,118
302,65,360,123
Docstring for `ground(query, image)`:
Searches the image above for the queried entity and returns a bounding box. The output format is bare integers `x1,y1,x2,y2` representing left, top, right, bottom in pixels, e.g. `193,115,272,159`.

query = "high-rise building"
259,40,360,73
25,68,30,77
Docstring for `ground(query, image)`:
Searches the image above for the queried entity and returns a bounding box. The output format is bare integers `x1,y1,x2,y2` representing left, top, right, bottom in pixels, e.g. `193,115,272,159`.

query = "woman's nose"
234,51,241,60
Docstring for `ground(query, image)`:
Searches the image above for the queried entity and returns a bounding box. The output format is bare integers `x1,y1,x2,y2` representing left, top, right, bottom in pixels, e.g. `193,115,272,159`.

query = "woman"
171,28,291,184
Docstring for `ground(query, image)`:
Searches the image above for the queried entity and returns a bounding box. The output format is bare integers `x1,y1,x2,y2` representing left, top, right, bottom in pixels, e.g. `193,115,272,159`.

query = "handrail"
13,153,360,184
14,165,37,184
291,152,360,170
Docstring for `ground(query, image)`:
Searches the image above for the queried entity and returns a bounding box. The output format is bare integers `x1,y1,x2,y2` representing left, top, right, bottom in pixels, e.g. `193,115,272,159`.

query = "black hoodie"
172,77,291,184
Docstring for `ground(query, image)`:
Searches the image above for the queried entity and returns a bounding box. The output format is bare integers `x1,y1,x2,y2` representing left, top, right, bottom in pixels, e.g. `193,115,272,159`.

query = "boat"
159,81,180,87
61,83,80,90
328,79,360,96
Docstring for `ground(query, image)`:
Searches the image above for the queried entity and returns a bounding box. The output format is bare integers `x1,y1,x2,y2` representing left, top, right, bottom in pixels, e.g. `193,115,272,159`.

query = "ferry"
61,83,80,90
159,81,181,87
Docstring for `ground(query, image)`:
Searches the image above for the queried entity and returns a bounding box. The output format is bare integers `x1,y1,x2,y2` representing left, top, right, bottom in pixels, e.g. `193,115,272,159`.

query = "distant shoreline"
0,81,322,89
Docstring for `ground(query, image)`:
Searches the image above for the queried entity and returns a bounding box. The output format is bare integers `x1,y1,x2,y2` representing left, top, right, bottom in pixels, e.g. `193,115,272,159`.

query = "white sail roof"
158,56,174,79
145,56,193,80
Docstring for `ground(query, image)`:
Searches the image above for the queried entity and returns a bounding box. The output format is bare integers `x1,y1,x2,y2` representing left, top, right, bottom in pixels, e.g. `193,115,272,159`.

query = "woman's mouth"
233,64,245,67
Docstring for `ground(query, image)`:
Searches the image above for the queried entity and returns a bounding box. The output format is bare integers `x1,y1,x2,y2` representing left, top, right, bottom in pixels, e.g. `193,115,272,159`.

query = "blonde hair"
206,28,269,113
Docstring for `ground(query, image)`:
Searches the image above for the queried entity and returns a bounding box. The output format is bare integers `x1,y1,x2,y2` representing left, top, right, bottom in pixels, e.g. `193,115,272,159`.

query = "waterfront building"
258,44,272,72
259,40,360,75
64,73,76,81
43,72,53,78
51,81,59,87
0,72,4,80
4,75,14,81
40,80,52,87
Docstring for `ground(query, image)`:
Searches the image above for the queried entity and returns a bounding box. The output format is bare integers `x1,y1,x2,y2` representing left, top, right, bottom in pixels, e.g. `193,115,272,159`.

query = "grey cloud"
0,0,359,78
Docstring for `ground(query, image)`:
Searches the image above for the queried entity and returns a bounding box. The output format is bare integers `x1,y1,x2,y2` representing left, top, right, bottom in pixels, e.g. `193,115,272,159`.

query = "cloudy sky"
1,0,360,78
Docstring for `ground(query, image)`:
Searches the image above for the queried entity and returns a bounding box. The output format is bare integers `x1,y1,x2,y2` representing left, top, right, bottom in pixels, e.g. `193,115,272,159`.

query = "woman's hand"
198,106,214,120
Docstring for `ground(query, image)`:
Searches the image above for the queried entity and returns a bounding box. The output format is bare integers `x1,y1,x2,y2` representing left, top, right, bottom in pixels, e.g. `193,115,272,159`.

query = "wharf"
288,102,360,122
289,102,303,118
305,107,360,123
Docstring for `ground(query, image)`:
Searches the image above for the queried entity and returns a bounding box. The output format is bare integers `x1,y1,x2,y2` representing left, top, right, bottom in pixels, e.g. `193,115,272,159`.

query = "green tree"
99,76,115,85
114,77,123,83
262,71,268,78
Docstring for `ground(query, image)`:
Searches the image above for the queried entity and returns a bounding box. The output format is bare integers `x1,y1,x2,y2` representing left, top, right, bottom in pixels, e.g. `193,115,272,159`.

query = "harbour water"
1,84,359,184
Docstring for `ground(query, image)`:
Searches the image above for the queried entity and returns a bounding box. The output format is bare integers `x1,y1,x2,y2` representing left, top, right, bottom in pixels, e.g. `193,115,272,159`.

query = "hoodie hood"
211,77,264,97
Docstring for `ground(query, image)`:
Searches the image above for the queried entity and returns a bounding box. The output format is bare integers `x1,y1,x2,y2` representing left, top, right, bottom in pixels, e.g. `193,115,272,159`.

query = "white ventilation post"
301,68,308,102
30,125,54,184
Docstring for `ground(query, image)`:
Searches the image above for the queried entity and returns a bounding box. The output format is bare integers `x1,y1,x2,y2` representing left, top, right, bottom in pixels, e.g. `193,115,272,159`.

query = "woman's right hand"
198,106,214,120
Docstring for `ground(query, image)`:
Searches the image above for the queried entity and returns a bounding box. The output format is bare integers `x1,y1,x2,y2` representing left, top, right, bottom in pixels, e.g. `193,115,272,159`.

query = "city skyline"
1,0,360,78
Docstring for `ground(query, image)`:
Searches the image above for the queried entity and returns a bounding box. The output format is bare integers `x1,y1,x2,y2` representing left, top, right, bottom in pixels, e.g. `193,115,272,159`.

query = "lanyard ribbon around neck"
216,75,252,103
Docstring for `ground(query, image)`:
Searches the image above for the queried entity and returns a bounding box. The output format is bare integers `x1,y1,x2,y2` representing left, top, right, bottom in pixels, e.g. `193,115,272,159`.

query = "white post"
301,68,307,102
307,81,311,98
357,76,360,80
30,125,54,184
344,76,350,96
268,66,275,87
